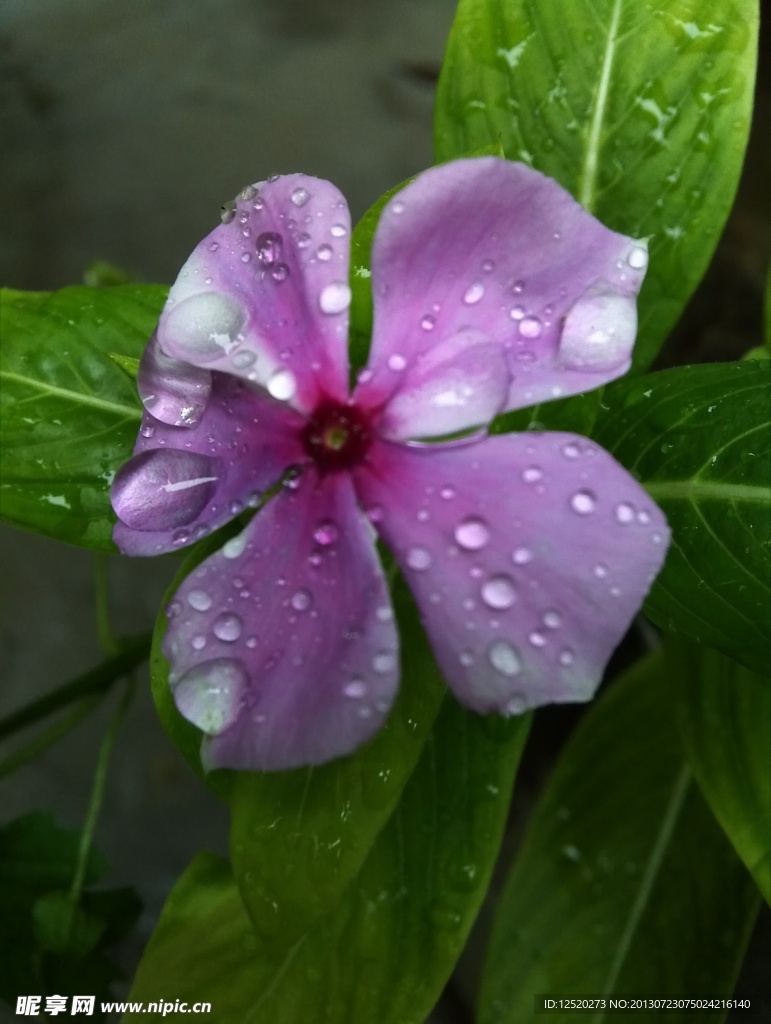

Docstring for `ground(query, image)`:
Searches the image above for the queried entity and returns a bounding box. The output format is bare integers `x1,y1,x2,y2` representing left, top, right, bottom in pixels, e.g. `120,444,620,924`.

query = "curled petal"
355,434,669,715
357,158,647,420
157,175,352,413
163,471,399,771
111,374,306,556
137,332,211,427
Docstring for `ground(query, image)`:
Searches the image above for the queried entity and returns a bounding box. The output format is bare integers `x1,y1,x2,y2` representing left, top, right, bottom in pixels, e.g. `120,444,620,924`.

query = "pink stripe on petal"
355,433,669,715
157,175,352,413
112,374,306,556
164,470,399,771
360,158,647,416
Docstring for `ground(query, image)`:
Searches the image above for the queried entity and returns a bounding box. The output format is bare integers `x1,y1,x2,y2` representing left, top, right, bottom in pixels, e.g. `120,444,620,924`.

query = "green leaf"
435,0,758,372
672,641,771,903
593,361,771,675
129,702,529,1023
0,285,166,550
109,352,141,378
479,651,760,1024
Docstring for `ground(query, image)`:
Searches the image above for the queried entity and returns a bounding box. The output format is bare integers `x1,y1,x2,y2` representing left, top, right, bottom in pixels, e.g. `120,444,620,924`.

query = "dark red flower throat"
302,398,371,472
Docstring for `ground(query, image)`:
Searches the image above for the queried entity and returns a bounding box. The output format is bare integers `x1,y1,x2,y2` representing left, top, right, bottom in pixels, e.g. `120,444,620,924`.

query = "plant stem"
94,553,119,655
67,676,135,932
0,696,101,781
0,632,151,742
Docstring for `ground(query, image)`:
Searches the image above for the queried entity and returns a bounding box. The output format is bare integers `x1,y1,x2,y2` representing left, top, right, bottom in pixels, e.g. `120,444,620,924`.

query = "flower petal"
156,175,352,413
163,470,399,771
112,374,306,556
356,158,647,429
355,433,669,714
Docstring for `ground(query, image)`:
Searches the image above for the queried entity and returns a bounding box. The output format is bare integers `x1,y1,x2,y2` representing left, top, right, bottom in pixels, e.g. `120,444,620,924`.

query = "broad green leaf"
593,361,771,675
128,701,529,1023
229,568,445,947
673,642,771,903
479,651,760,1024
765,264,771,349
0,285,166,551
435,0,758,371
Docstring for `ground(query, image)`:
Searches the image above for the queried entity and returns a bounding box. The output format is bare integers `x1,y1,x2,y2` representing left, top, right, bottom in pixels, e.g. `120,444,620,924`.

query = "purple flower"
111,158,669,771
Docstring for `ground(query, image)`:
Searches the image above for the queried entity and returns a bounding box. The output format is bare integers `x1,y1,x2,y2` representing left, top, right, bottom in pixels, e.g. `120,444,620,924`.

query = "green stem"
0,696,101,781
94,553,119,655
0,632,151,742
67,676,135,931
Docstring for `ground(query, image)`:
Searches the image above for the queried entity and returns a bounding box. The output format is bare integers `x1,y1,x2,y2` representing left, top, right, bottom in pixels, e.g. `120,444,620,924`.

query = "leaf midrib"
0,370,142,420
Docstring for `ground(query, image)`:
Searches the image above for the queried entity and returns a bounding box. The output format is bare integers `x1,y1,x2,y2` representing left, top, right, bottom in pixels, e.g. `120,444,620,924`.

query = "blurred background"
0,0,768,1020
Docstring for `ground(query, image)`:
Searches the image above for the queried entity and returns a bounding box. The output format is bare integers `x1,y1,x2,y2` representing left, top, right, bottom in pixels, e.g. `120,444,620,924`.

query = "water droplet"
513,280,525,294
562,443,580,459
519,316,542,338
174,658,247,734
233,349,257,369
543,610,562,629
291,588,312,612
615,502,635,524
637,509,651,525
191,635,207,651
488,640,522,677
559,648,575,666
406,547,432,571
522,466,543,484
162,292,246,361
421,314,436,331
440,485,455,500
187,588,212,612
140,423,155,439
240,252,252,264
223,534,247,559
270,262,289,283
372,651,396,673
504,694,526,715
529,630,547,647
463,282,485,305
391,200,405,215
314,519,338,545
482,259,495,272
388,353,407,371
512,547,533,565
316,244,333,262
454,516,490,551
330,223,347,238
213,612,243,642
481,575,517,609
291,186,310,207
593,563,608,579
319,282,351,315
627,245,648,269
267,368,297,401
208,241,220,252
509,305,525,321
255,231,282,265
343,680,367,699
570,490,596,515
376,605,393,622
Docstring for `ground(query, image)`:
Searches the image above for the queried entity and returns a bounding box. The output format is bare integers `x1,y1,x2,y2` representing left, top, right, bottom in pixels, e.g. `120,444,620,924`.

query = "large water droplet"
319,282,351,315
267,368,297,401
330,223,348,238
174,658,247,734
481,575,517,610
487,640,522,677
111,449,220,531
222,534,247,560
454,517,490,551
519,316,542,339
162,292,246,362
316,244,333,262
570,490,596,515
291,186,310,207
213,612,243,642
255,231,282,265
627,244,648,269
463,282,485,305
559,284,637,371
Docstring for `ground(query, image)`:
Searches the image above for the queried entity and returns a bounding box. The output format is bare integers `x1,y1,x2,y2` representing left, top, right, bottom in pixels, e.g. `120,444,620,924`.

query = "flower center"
302,398,371,472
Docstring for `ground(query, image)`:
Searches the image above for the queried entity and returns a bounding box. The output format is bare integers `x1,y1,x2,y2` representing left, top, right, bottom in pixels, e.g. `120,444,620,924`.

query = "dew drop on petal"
454,516,490,551
376,604,394,622
519,316,542,339
487,640,522,677
529,631,547,648
628,245,648,269
388,354,407,372
232,350,257,369
316,244,333,262
391,200,405,215
512,547,533,565
330,223,348,238
290,588,313,612
421,314,436,331
593,563,608,579
522,466,543,484
174,658,247,734
291,186,310,207
187,588,213,612
343,680,367,699
543,610,562,629
559,647,575,666
406,546,432,571
481,574,517,610
162,293,246,361
270,262,289,283
212,612,243,642
459,650,474,667
615,501,635,524
255,231,282,266
440,485,455,500
504,694,527,716
562,443,580,459
463,282,485,305
222,534,247,560
314,519,338,545
191,635,207,651
509,305,525,321
372,651,397,674
319,282,351,315
267,368,297,401
570,490,596,515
